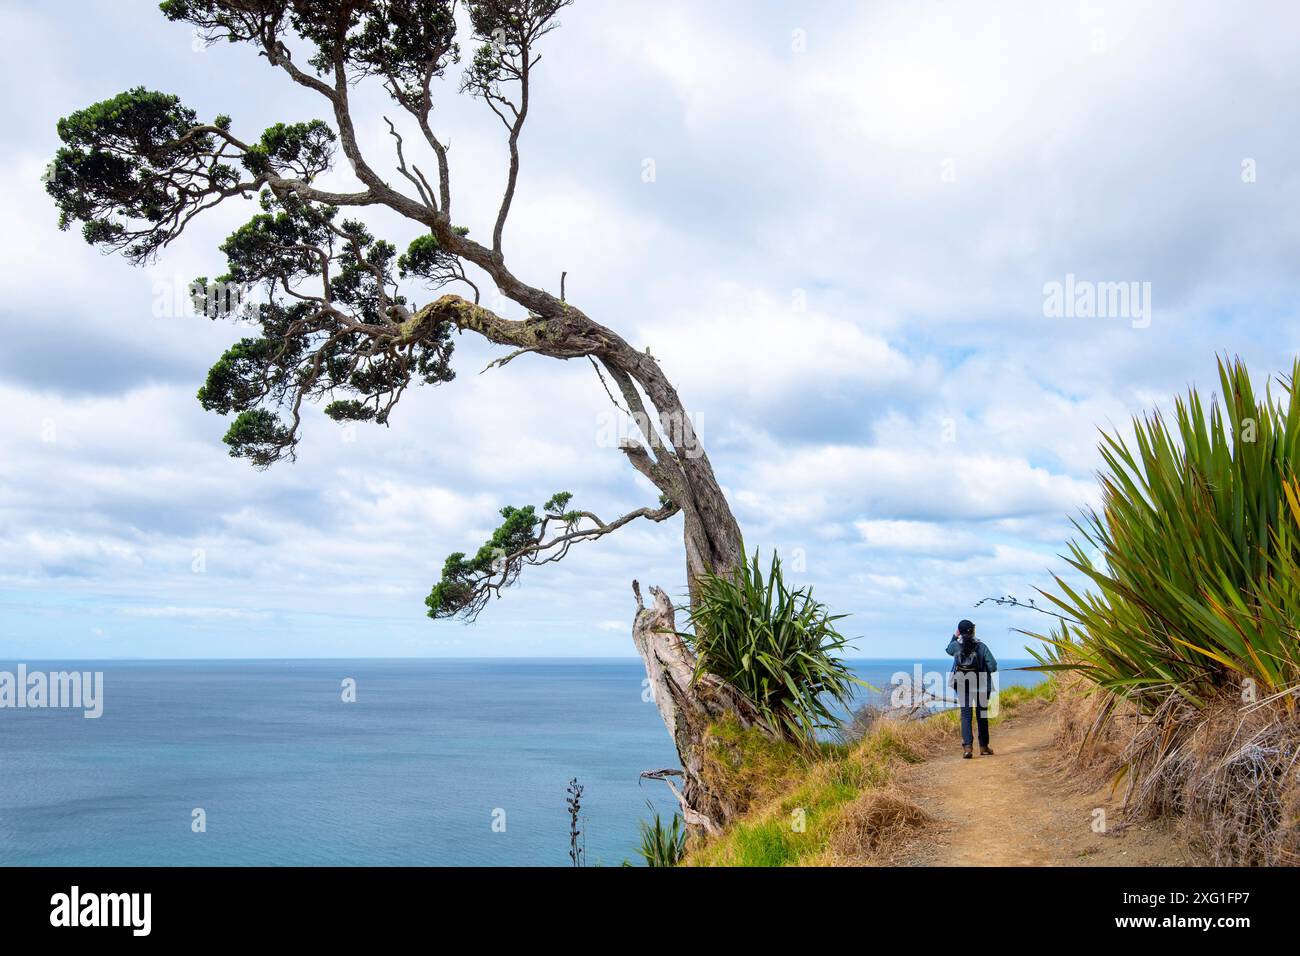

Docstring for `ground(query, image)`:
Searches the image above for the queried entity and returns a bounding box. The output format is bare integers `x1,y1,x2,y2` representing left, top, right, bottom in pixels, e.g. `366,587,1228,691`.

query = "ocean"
0,658,1044,866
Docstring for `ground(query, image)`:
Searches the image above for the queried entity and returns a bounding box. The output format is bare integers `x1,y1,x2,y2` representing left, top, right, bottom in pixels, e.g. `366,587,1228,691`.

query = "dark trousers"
953,672,991,748
960,703,990,748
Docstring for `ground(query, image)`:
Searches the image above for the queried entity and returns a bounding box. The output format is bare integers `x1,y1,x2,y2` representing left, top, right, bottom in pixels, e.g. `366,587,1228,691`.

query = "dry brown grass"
825,789,933,862
1050,671,1134,778
1050,674,1300,865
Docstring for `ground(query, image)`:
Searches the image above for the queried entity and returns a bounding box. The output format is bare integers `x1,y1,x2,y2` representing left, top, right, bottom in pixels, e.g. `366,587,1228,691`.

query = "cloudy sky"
2,0,1298,660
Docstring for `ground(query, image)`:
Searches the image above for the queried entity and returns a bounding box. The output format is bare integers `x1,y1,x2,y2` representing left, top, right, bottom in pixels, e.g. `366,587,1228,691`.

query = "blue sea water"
0,658,1043,866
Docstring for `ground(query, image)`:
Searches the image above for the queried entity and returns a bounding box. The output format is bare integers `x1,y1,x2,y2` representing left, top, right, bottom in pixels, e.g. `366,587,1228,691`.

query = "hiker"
946,619,998,759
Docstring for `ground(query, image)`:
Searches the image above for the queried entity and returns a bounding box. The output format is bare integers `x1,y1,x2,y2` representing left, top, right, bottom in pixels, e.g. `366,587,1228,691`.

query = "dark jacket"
945,637,998,697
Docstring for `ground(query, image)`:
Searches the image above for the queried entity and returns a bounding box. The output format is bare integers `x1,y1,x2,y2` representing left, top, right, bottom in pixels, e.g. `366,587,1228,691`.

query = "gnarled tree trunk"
606,353,760,833
631,582,759,835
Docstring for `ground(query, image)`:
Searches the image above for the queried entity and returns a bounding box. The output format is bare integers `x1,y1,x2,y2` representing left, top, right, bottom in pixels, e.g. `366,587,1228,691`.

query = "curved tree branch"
426,492,680,621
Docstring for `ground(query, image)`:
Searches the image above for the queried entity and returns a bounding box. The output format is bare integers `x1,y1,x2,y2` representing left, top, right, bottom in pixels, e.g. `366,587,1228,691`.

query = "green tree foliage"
47,82,459,467
160,0,461,98
425,491,582,619
46,88,237,261
45,3,560,468
241,120,336,179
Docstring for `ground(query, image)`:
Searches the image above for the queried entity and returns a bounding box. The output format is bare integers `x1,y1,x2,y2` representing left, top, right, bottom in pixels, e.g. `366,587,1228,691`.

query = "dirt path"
895,703,1193,866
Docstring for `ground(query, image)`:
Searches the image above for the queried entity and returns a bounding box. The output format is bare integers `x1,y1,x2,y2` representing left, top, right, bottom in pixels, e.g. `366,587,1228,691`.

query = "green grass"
727,821,799,867
996,681,1056,710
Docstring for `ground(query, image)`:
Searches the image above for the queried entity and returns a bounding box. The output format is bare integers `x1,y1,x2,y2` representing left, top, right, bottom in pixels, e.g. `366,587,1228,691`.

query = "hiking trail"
894,703,1192,866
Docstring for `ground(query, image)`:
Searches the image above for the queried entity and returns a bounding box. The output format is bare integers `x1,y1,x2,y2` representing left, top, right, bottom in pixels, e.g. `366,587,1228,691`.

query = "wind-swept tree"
47,0,755,833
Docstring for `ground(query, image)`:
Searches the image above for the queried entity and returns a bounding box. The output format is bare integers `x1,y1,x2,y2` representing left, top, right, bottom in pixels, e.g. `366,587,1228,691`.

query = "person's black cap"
957,619,975,636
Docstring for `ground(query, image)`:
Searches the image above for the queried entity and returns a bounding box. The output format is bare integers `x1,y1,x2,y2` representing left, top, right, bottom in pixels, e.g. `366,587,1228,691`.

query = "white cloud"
643,284,919,405
18,531,142,571
854,520,983,556
117,606,268,620
738,445,1097,526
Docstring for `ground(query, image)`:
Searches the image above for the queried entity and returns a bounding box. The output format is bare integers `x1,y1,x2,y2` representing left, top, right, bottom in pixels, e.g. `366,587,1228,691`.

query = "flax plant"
681,550,864,744
1031,357,1300,712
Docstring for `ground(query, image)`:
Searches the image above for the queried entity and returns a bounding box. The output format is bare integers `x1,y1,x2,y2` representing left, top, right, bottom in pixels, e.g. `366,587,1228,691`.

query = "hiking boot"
980,746,994,756
962,747,973,759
